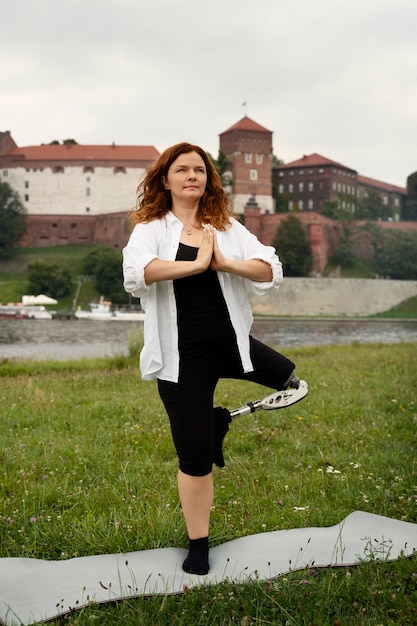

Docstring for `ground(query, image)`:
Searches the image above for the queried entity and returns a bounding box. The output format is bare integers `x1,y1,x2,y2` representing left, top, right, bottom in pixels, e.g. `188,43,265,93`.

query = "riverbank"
249,277,417,317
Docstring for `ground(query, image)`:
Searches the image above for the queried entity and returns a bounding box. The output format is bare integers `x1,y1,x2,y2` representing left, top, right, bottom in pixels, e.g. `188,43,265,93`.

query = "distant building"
272,153,407,219
219,116,274,214
0,122,410,255
0,131,158,216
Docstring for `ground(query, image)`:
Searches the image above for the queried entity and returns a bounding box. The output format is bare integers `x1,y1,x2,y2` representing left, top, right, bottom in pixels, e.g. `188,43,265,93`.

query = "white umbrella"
22,294,58,305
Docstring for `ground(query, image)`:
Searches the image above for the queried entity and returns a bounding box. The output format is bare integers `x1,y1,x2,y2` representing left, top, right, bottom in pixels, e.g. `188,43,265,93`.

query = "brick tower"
219,116,273,214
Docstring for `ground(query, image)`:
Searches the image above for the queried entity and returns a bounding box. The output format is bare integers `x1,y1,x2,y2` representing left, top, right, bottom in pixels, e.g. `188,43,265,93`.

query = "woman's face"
165,151,207,204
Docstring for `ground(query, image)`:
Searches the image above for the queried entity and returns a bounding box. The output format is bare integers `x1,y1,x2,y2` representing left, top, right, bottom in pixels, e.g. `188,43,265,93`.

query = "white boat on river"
75,299,113,320
75,298,145,321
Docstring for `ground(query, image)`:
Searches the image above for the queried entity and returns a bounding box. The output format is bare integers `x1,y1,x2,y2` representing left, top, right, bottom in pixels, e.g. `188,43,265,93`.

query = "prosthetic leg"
214,377,308,468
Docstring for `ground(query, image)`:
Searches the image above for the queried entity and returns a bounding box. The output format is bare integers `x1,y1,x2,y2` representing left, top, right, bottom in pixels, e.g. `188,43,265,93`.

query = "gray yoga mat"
1,511,416,626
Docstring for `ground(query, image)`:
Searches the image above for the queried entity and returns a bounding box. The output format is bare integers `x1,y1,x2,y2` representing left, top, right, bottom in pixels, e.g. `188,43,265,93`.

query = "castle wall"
249,277,417,316
5,165,143,216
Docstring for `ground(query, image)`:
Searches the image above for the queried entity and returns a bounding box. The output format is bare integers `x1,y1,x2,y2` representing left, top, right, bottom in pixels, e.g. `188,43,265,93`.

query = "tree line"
1,168,417,304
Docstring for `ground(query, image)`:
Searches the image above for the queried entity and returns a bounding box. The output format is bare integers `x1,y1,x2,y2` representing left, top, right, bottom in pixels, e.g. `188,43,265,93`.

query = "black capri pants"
158,333,295,477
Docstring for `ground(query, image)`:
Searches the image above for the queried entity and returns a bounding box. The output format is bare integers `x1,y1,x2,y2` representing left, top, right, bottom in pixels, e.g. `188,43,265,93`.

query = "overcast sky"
2,0,416,187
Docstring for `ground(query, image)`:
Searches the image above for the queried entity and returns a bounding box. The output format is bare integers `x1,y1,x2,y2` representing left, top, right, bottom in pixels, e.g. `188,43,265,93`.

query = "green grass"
371,295,417,319
0,245,103,308
324,258,377,279
1,343,417,624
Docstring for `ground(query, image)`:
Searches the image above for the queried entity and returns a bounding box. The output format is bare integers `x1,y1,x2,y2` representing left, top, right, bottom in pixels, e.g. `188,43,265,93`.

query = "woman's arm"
144,226,215,285
210,228,273,282
144,258,204,284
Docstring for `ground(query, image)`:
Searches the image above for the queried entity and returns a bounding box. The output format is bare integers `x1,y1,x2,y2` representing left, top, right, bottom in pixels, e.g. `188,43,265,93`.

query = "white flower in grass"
326,465,341,474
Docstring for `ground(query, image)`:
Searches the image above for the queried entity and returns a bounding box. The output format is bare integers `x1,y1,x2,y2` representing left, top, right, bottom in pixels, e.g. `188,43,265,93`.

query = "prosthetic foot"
214,378,308,468
229,379,308,420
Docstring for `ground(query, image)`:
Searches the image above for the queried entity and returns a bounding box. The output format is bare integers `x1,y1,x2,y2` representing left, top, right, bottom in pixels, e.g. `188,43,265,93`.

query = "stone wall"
249,278,417,317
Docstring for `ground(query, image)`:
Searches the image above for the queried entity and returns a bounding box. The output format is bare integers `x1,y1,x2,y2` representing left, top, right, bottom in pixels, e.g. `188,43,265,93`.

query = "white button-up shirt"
122,211,283,382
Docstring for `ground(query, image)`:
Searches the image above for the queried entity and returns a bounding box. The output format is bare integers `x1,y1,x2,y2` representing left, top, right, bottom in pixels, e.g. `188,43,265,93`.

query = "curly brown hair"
129,142,236,230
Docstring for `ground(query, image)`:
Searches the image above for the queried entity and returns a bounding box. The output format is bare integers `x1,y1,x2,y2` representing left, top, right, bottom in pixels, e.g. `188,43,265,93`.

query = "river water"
0,318,416,361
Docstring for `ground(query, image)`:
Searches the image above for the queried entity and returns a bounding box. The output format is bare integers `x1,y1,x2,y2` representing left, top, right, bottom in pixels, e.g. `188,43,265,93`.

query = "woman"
122,142,302,575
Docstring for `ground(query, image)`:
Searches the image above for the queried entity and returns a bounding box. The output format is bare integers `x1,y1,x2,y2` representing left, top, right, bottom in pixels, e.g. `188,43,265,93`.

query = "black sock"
182,537,209,575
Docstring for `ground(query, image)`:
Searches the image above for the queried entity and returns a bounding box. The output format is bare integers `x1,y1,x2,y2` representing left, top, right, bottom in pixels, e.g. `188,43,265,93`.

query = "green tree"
272,155,284,166
360,222,384,271
321,197,353,222
376,230,417,279
405,171,417,221
329,237,358,269
321,196,359,269
209,151,232,187
82,245,128,304
0,181,27,258
271,180,291,213
27,261,72,298
273,215,313,277
47,139,78,145
357,190,393,221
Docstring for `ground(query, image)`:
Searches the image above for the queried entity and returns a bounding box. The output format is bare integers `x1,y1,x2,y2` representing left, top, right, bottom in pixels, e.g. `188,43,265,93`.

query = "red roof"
6,143,159,162
278,152,355,172
357,174,406,195
220,116,272,135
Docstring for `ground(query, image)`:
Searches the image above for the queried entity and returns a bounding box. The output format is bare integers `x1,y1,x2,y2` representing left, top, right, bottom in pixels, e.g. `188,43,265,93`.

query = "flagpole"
242,100,247,116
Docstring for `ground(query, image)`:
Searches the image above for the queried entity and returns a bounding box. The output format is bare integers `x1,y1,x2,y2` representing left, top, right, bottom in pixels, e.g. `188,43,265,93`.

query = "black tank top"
173,243,234,344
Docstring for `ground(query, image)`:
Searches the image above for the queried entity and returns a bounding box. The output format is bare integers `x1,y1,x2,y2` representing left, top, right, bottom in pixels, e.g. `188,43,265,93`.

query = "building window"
54,166,64,173
85,207,90,213
245,153,252,164
288,201,294,211
2,170,8,176
249,169,258,180
288,183,294,193
308,199,314,210
278,171,284,177
25,181,29,188
298,182,304,192
394,197,399,207
255,154,263,164
308,182,314,191
278,184,284,193
86,187,91,196
24,194,29,201
299,170,304,175
83,166,94,173
114,166,126,174
299,200,304,210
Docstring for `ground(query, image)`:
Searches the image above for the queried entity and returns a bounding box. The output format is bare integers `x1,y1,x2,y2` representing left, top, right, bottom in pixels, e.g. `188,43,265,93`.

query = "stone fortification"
249,278,417,317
